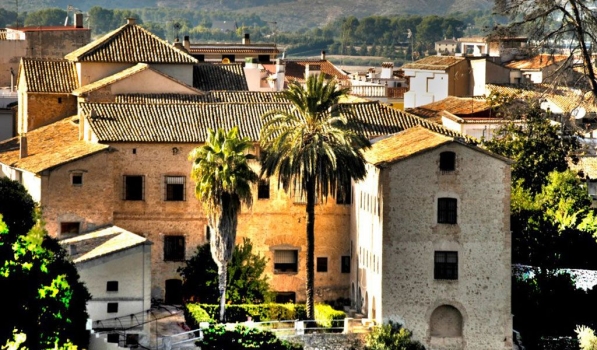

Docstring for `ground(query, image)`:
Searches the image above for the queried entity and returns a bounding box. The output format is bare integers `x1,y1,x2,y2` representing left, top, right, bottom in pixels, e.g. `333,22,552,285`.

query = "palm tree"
260,74,371,320
189,126,258,322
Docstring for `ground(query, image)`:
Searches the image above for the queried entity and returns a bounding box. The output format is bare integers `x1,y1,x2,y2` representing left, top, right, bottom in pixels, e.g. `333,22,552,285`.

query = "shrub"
314,303,345,328
365,321,426,350
577,326,597,350
197,324,303,350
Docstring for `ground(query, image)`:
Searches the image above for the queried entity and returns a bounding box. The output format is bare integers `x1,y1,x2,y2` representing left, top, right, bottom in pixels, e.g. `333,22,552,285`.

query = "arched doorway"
165,279,183,305
430,305,463,337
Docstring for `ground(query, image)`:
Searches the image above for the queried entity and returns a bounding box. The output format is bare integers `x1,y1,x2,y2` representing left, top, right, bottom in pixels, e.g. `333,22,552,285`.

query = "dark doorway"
165,279,183,305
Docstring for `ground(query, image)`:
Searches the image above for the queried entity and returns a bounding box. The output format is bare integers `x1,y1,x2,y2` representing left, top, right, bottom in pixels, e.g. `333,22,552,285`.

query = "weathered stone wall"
376,143,511,349
352,142,512,349
282,333,366,350
105,142,351,301
25,94,77,132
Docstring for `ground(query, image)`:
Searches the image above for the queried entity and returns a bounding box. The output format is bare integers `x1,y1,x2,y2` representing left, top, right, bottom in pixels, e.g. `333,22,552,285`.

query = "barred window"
165,176,185,201
164,236,185,261
123,175,144,201
274,250,298,273
438,198,457,224
434,251,458,280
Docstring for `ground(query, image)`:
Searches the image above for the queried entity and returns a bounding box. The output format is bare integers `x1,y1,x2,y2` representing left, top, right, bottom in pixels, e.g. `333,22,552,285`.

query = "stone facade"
352,136,512,349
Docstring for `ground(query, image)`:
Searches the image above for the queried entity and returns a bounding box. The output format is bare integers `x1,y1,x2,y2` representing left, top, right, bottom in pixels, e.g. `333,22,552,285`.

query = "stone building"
0,18,513,348
352,126,512,349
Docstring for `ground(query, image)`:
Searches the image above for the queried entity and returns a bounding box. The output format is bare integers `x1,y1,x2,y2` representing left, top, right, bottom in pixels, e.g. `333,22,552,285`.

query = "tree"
189,126,258,322
178,238,271,304
24,8,67,26
493,0,597,99
260,73,370,320
483,103,577,195
0,177,35,237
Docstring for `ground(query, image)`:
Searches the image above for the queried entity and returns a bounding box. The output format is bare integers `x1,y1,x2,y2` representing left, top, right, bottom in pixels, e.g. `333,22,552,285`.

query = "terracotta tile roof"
189,44,279,55
20,58,79,93
115,91,283,103
414,96,492,115
364,126,454,165
60,225,149,264
73,63,204,96
0,117,108,174
401,56,466,71
80,100,474,143
505,54,569,70
283,60,349,84
64,22,197,64
16,26,90,32
486,84,597,113
193,63,248,90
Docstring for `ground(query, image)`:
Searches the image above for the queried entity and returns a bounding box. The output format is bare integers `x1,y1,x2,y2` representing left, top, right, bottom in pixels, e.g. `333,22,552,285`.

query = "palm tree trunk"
305,178,316,321
218,263,227,322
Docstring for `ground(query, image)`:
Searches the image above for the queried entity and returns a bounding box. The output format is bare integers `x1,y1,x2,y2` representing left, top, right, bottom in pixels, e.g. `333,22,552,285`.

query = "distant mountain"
0,0,495,30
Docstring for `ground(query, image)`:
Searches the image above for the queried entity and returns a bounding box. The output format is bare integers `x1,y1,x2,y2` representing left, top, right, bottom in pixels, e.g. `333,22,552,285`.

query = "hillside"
0,0,495,30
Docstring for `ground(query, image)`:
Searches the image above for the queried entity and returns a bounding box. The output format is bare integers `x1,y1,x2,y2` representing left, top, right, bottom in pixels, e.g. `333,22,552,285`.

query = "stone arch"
429,304,463,337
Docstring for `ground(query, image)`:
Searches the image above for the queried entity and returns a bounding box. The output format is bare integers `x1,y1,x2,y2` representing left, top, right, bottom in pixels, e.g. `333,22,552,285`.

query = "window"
275,292,296,303
336,182,352,205
341,256,351,273
107,334,119,343
258,179,270,199
317,257,328,272
439,151,456,172
434,251,458,280
71,173,83,186
274,250,298,273
107,302,118,313
106,281,118,292
165,176,185,201
60,222,80,235
164,236,185,261
123,175,144,201
438,198,457,224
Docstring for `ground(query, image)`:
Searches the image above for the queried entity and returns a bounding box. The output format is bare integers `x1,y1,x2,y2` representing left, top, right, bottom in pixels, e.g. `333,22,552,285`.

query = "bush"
314,303,345,328
197,324,303,350
365,321,426,350
576,326,596,350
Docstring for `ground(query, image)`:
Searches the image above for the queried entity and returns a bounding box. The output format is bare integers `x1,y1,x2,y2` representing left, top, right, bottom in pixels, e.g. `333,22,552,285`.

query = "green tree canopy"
24,8,67,26
178,238,271,304
0,177,35,237
260,73,370,319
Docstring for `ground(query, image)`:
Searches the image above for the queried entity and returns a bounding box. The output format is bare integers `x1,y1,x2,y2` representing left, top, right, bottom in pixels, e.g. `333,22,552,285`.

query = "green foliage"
484,104,577,195
178,238,272,304
197,324,302,350
0,177,36,237
313,303,345,328
0,218,91,349
23,8,67,26
365,321,426,350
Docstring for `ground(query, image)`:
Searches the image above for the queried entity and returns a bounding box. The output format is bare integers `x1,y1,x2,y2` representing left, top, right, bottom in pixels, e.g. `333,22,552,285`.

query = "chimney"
183,35,191,51
321,50,326,60
74,13,83,28
19,133,27,159
79,113,85,141
243,33,250,45
126,18,136,25
172,37,186,52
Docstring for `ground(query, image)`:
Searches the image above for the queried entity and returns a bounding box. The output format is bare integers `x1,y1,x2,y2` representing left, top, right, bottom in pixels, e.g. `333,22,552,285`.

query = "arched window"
439,151,456,172
430,305,463,337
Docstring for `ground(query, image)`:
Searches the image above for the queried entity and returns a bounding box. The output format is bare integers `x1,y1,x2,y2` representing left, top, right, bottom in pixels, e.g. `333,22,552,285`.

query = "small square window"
440,151,456,172
438,198,457,224
341,256,350,273
165,176,185,201
164,236,185,261
107,281,118,292
434,251,458,280
123,175,144,201
274,250,298,274
317,257,328,272
60,222,80,235
107,302,118,313
71,173,83,186
258,179,270,199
